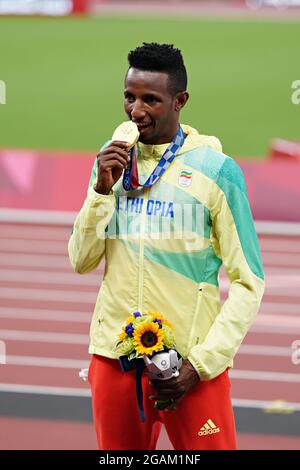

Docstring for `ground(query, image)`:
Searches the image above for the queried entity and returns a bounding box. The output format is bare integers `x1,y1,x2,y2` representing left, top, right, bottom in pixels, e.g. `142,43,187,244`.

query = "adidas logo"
198,419,220,436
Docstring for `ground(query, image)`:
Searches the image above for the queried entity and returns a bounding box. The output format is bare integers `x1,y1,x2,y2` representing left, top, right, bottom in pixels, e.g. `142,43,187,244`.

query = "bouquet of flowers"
116,311,182,419
116,311,175,359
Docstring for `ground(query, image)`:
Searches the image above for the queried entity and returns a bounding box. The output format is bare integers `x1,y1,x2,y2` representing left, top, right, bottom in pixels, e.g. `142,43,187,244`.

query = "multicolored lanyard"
123,125,185,191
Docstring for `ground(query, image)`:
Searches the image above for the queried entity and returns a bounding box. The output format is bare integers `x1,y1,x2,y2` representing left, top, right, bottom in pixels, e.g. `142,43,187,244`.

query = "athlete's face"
124,68,188,145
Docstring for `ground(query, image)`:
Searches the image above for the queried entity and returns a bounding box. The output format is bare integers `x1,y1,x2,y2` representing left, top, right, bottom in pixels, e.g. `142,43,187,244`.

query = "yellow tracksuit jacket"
68,124,265,380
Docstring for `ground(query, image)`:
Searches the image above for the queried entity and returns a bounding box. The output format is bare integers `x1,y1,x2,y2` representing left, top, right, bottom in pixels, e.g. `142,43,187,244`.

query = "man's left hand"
149,359,200,410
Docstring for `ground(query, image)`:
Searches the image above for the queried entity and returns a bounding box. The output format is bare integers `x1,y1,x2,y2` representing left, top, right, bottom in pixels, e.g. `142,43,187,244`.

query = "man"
68,43,265,450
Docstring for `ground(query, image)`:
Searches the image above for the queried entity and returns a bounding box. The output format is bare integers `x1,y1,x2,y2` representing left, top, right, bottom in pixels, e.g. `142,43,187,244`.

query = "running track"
0,221,300,449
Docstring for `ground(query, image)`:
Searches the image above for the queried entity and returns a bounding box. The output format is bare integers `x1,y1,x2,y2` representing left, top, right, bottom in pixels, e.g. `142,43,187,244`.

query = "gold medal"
112,121,139,149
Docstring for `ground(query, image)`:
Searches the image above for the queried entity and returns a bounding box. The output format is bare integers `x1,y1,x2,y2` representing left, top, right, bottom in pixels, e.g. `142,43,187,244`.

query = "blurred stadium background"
0,0,300,450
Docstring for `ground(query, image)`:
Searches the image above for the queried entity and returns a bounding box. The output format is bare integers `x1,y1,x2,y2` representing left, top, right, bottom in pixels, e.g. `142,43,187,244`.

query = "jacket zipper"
138,189,149,311
187,283,204,352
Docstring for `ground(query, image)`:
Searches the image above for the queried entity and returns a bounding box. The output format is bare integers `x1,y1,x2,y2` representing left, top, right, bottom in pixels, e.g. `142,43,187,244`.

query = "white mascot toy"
143,349,182,380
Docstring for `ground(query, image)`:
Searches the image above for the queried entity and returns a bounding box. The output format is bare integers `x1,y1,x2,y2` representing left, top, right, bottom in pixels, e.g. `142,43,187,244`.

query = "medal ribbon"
123,125,185,191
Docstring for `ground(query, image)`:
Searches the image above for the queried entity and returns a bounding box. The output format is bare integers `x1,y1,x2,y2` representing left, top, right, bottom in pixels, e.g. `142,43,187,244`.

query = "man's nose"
131,100,146,121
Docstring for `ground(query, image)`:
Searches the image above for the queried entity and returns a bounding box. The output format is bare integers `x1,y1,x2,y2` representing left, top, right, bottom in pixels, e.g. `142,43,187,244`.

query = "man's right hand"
94,141,130,195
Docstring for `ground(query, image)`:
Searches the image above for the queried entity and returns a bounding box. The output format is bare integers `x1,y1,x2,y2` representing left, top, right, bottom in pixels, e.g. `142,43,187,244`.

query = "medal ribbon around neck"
122,125,185,191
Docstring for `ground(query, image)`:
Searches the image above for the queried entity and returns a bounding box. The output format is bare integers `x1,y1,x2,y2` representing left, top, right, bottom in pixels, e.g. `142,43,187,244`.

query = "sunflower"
149,311,173,329
133,321,164,356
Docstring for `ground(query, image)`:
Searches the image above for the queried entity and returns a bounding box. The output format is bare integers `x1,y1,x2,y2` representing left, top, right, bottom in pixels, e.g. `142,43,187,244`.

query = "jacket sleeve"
188,157,265,380
68,157,116,274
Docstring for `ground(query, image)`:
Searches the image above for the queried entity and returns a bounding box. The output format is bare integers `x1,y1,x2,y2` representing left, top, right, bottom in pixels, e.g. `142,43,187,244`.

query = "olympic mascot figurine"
143,349,182,380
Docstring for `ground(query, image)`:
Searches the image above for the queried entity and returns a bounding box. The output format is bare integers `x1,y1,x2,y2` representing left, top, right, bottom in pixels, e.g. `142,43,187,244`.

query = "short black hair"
127,42,187,95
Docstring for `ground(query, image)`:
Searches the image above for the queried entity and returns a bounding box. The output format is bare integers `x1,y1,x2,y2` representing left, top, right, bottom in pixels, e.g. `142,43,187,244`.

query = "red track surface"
0,222,300,449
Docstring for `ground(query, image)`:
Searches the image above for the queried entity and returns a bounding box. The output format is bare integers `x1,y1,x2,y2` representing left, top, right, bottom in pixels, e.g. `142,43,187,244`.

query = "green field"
0,16,299,157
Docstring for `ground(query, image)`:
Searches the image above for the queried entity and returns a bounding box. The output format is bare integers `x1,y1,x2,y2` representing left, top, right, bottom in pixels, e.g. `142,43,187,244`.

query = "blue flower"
125,323,134,336
153,319,162,328
133,311,141,318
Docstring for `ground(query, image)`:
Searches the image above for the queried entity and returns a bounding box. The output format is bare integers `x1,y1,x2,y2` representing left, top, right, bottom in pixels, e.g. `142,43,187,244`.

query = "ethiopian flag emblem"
178,169,193,187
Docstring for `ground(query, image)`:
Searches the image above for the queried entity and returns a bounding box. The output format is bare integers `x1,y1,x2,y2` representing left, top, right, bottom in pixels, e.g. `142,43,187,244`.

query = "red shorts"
88,354,237,450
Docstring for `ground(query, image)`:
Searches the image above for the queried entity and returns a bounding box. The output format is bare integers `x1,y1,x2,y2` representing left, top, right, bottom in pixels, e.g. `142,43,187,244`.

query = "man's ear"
174,91,189,112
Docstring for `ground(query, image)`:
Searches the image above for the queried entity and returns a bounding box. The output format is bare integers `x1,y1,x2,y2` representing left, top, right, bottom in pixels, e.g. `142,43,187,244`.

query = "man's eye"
145,96,157,104
125,95,135,103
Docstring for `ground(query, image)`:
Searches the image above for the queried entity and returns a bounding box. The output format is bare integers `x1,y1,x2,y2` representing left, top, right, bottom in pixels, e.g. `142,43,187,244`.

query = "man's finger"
148,390,183,401
150,382,185,395
101,159,126,171
150,378,177,389
100,154,129,169
100,147,129,161
155,391,184,402
111,140,131,149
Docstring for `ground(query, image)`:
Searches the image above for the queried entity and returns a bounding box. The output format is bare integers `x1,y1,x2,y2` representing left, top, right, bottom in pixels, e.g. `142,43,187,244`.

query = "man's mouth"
135,122,153,132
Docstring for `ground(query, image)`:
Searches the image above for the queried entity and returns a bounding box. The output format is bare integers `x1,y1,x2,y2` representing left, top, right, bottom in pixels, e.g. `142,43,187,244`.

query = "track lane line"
0,330,89,344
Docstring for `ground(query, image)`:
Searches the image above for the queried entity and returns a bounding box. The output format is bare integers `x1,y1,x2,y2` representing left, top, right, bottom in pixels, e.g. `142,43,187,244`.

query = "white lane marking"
0,253,71,268
0,239,68,255
6,355,89,369
264,268,300,278
0,253,104,272
0,330,89,344
262,274,300,288
220,276,300,295
223,265,298,298
232,398,300,412
250,325,300,334
262,289,300,298
255,221,300,236
0,383,91,397
0,225,69,241
0,287,97,303
0,269,101,286
259,302,300,315
0,209,76,225
238,345,292,356
0,307,90,323
254,314,300,328
230,370,300,383
264,267,300,275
